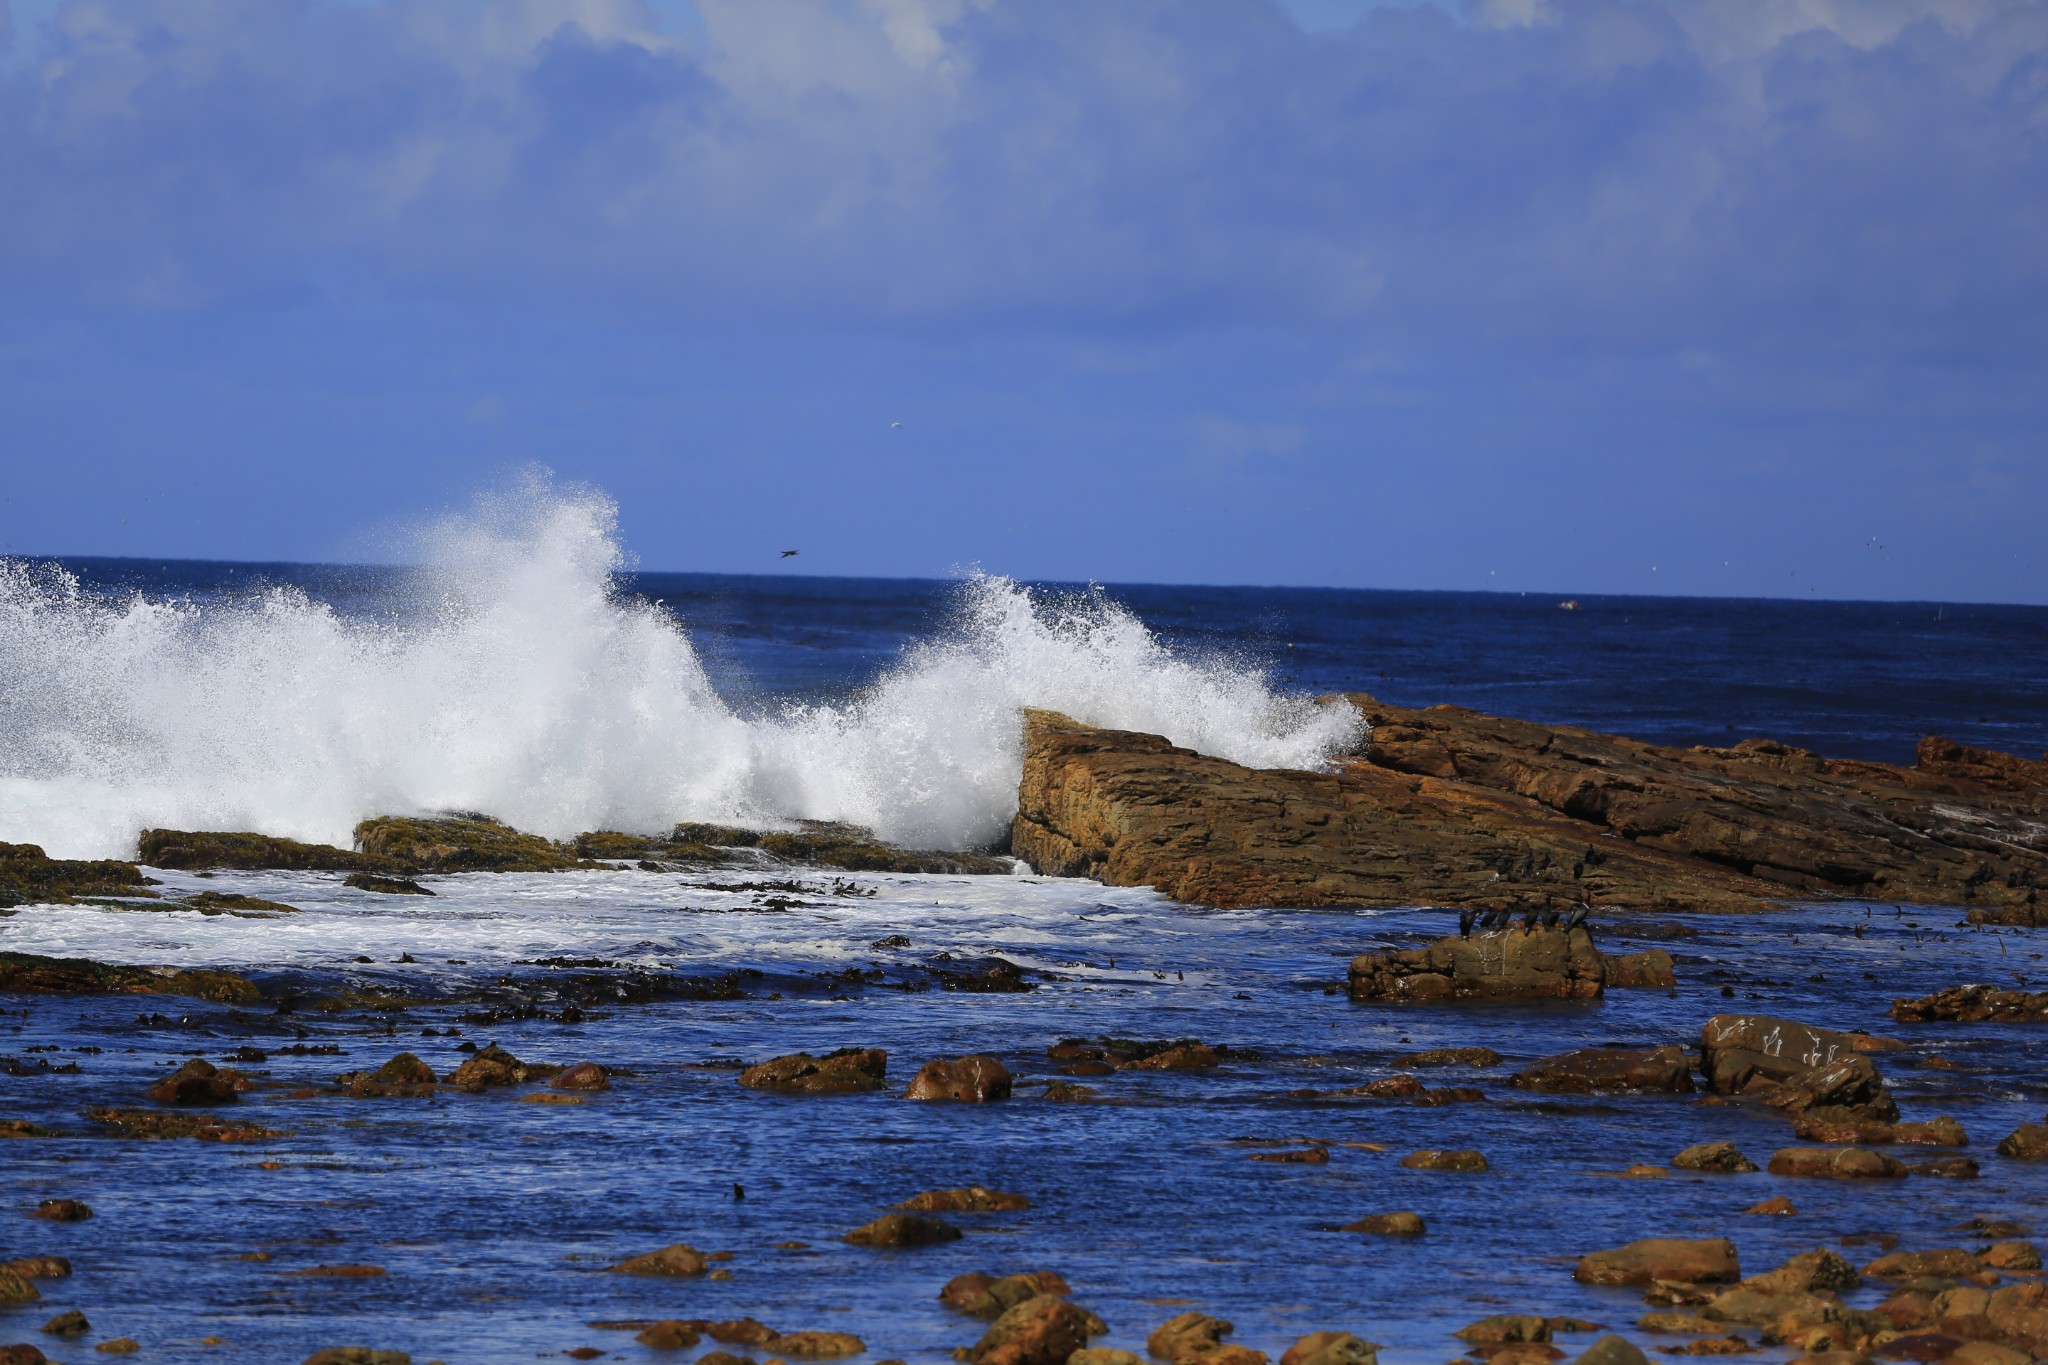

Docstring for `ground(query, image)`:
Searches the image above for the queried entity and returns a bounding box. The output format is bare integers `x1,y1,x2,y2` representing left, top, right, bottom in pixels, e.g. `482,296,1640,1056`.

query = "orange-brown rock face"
1008,702,2048,913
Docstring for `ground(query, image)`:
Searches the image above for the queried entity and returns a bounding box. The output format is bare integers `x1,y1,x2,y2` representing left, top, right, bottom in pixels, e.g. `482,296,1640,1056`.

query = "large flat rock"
1008,699,2047,912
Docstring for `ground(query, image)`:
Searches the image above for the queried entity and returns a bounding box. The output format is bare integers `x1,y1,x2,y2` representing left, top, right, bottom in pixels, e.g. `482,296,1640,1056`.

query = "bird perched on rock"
1458,907,1477,938
1563,903,1590,933
1539,905,1561,930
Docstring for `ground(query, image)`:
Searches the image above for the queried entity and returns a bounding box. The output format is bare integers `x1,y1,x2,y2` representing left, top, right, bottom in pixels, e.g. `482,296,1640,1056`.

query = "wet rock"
966,1294,1099,1365
87,1106,279,1142
179,890,300,916
905,1055,1012,1101
37,1310,86,1336
1391,1047,1501,1067
1342,1212,1426,1236
939,1270,1071,1319
1118,1043,1221,1071
149,1057,243,1105
897,1188,1032,1213
1251,1146,1329,1164
1741,1249,1860,1295
1399,1149,1487,1171
1891,985,2048,1023
1610,951,1678,989
1149,1311,1264,1365
1332,1074,1426,1098
1349,928,1607,1003
1948,1346,2032,1365
1454,1315,1552,1345
1041,1081,1098,1103
0,950,260,1004
287,1264,387,1278
1907,1157,1980,1179
95,1340,139,1355
2,1259,68,1281
353,815,579,873
1979,1241,2040,1271
1,840,154,908
710,1319,781,1346
551,1062,610,1092
843,1212,961,1247
1763,1057,1896,1120
694,1354,755,1365
1673,1143,1760,1173
339,1053,437,1098
633,1322,701,1350
669,820,1010,875
0,1347,49,1365
764,1331,864,1358
1766,1148,1906,1180
1638,1314,1722,1335
1865,1250,1981,1280
343,873,434,896
1070,1352,1145,1365
1994,1123,2048,1159
609,1244,708,1276
1279,1331,1380,1365
1514,1046,1694,1094
1576,1337,1651,1365
301,1352,412,1365
0,1121,60,1139
1792,1112,1965,1146
30,1200,91,1223
138,829,404,873
739,1049,888,1094
449,1044,531,1090
1576,1240,1741,1287
0,1268,37,1306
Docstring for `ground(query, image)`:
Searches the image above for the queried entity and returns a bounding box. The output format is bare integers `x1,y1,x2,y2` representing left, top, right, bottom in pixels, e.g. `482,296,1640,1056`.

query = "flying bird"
890,421,902,429
780,550,799,559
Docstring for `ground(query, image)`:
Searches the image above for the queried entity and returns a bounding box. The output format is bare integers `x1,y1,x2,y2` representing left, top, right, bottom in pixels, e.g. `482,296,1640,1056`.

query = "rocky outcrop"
898,1187,1031,1213
904,1055,1012,1101
0,952,259,1004
1576,1239,1741,1287
1893,985,2048,1022
138,829,402,872
0,842,153,908
843,1212,961,1247
353,816,580,873
1349,928,1605,1002
1513,1046,1694,1094
1699,1014,1898,1112
671,820,1013,875
1009,703,2048,913
739,1049,888,1094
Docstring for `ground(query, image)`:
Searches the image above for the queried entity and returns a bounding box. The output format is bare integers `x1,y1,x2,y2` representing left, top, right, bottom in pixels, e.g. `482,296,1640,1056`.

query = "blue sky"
0,0,2042,602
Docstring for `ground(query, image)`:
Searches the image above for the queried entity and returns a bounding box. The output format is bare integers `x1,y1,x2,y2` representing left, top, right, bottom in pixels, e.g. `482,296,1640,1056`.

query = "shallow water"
5,862,2046,1363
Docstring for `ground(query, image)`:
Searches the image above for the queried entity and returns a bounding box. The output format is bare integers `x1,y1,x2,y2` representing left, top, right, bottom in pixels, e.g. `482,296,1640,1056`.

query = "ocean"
3,487,2046,1362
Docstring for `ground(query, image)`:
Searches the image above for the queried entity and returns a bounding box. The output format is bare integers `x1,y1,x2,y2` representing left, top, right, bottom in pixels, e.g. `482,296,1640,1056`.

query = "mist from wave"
0,477,1361,861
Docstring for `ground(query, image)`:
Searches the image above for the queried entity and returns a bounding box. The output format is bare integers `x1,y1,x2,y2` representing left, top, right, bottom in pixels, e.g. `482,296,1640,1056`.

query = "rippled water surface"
6,864,2047,1363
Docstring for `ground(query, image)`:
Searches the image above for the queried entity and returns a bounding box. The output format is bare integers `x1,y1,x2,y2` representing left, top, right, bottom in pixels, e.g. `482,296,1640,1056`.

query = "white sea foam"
0,478,1361,861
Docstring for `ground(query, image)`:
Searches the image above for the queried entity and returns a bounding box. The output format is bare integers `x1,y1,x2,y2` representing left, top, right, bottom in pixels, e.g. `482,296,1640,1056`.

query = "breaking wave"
0,478,1361,861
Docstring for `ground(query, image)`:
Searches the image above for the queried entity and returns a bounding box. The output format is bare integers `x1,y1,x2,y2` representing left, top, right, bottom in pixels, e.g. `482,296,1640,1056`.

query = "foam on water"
0,477,1360,860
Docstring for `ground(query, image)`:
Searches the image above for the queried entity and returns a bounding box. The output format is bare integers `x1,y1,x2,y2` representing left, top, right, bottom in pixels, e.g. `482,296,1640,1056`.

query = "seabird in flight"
780,550,799,559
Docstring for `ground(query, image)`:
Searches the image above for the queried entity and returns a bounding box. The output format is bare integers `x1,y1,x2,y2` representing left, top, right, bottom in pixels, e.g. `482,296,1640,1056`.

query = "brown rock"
1399,1149,1487,1172
376,1053,436,1086
3,1259,68,1281
941,1272,999,1311
1117,1043,1220,1071
1907,1157,1980,1179
343,873,434,895
940,1271,1071,1319
1279,1332,1379,1365
897,1187,1031,1213
1763,1057,1895,1119
0,1268,38,1306
1995,1123,2048,1159
1864,1250,1981,1280
0,950,260,1004
137,829,405,872
286,1264,386,1277
765,1332,864,1358
694,1354,755,1365
1070,1353,1145,1365
0,1348,50,1365
29,1200,91,1222
739,1049,888,1094
551,1062,610,1092
1610,951,1678,989
905,1055,1012,1101
710,1320,781,1346
86,1106,279,1142
1349,928,1607,1003
1673,1143,1759,1174
448,1044,530,1090
1251,1147,1329,1164
1575,1337,1651,1365
1744,1197,1798,1215
1150,1312,1261,1365
149,1057,245,1105
1766,1148,1906,1180
1454,1316,1552,1345
1741,1249,1860,1295
843,1212,961,1247
1332,1074,1426,1098
95,1340,140,1355
1514,1046,1694,1094
39,1311,87,1336
634,1322,702,1350
339,1052,437,1098
1391,1047,1501,1067
1701,1015,1895,1092
1575,1240,1741,1287
353,814,577,873
300,1352,411,1365
1948,1346,2031,1365
1891,985,2048,1023
966,1294,1098,1365
1980,1241,2040,1271
609,1244,708,1276
1342,1212,1426,1236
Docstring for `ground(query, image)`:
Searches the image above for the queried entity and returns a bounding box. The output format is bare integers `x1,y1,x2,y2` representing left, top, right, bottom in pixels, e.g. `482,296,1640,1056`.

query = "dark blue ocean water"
49,558,2048,763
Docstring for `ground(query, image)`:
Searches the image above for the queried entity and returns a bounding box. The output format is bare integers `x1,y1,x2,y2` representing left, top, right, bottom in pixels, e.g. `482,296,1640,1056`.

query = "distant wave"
0,476,1361,861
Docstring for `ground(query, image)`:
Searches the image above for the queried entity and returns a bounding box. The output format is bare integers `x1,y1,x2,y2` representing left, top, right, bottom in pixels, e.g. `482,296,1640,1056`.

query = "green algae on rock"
0,951,259,1003
0,842,154,908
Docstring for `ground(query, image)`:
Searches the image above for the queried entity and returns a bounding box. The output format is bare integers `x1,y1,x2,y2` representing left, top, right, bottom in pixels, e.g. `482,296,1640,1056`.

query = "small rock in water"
608,1244,707,1276
300,1352,412,1365
896,1187,1031,1213
343,872,435,895
1575,1239,1740,1287
843,1212,961,1247
1399,1149,1487,1172
1672,1142,1759,1174
1575,1337,1651,1365
1389,1047,1501,1067
29,1200,92,1223
1766,1147,1906,1180
633,1322,700,1350
1744,1197,1797,1216
37,1310,87,1336
95,1340,140,1355
1341,1211,1425,1235
904,1054,1012,1102
550,1062,611,1092
738,1049,888,1094
1279,1331,1379,1365
148,1057,243,1105
764,1330,865,1358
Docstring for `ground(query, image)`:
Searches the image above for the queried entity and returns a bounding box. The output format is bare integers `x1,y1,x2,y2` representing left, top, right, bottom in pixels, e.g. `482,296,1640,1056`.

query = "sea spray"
0,481,1361,860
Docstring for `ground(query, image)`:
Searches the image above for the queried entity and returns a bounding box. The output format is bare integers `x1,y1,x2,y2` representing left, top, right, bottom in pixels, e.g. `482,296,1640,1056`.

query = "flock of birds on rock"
1457,901,1591,937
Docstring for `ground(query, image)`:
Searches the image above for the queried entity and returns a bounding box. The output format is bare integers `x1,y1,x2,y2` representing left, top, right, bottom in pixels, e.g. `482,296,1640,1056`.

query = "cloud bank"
2,0,2042,360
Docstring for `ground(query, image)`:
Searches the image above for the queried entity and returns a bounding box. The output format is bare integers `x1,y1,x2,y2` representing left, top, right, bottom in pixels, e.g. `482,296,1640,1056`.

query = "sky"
0,0,2043,602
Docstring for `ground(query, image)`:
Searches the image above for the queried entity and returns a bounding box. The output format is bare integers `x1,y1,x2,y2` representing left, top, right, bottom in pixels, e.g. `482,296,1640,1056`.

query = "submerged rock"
896,1187,1031,1213
1350,927,1607,1003
1576,1239,1741,1287
1609,950,1678,989
904,1054,1012,1101
1342,1212,1426,1236
338,1053,437,1098
1279,1332,1379,1365
938,1270,1070,1318
0,1268,38,1306
1399,1149,1487,1172
667,820,1011,875
448,1044,532,1090
843,1212,961,1247
1673,1143,1760,1173
633,1322,701,1350
1149,1311,1264,1365
765,1331,865,1359
1766,1147,1906,1180
739,1049,888,1094
148,1058,245,1105
1514,1046,1694,1094
342,873,434,896
1391,1047,1501,1067
551,1062,611,1092
609,1244,708,1276
29,1200,92,1223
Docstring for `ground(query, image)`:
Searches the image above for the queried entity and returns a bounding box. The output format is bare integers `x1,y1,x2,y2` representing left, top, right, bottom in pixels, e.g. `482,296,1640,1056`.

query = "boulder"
1349,928,1606,1003
843,1213,961,1247
1995,1124,2048,1159
339,1053,437,1098
551,1063,610,1092
448,1044,530,1091
1673,1143,1759,1173
1279,1332,1379,1365
1864,1250,1981,1280
634,1322,701,1350
905,1055,1012,1101
609,1244,708,1276
897,1187,1031,1213
763,1332,864,1359
1745,1197,1797,1216
148,1058,243,1105
1767,1148,1906,1180
1342,1212,1425,1236
343,873,434,895
964,1294,1097,1365
1574,1338,1651,1365
669,820,1011,875
1118,1043,1220,1071
30,1200,91,1223
0,841,153,908
1150,1312,1264,1365
1892,985,2048,1023
1762,1057,1895,1119
1453,1316,1551,1345
1741,1249,1860,1295
1071,1352,1146,1365
1609,951,1678,989
0,1269,37,1307
1575,1240,1741,1287
301,1352,411,1365
1700,1015,1894,1096
1981,1242,2041,1271
1513,1046,1693,1094
352,815,578,872
86,1106,279,1142
2,1259,68,1281
708,1319,780,1346
36,1311,85,1338
1391,1047,1501,1067
939,1270,1070,1318
739,1049,888,1094
1399,1149,1487,1171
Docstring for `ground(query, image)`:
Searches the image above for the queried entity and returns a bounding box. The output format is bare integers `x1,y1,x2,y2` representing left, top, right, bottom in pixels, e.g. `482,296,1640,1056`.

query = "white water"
0,479,1361,861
